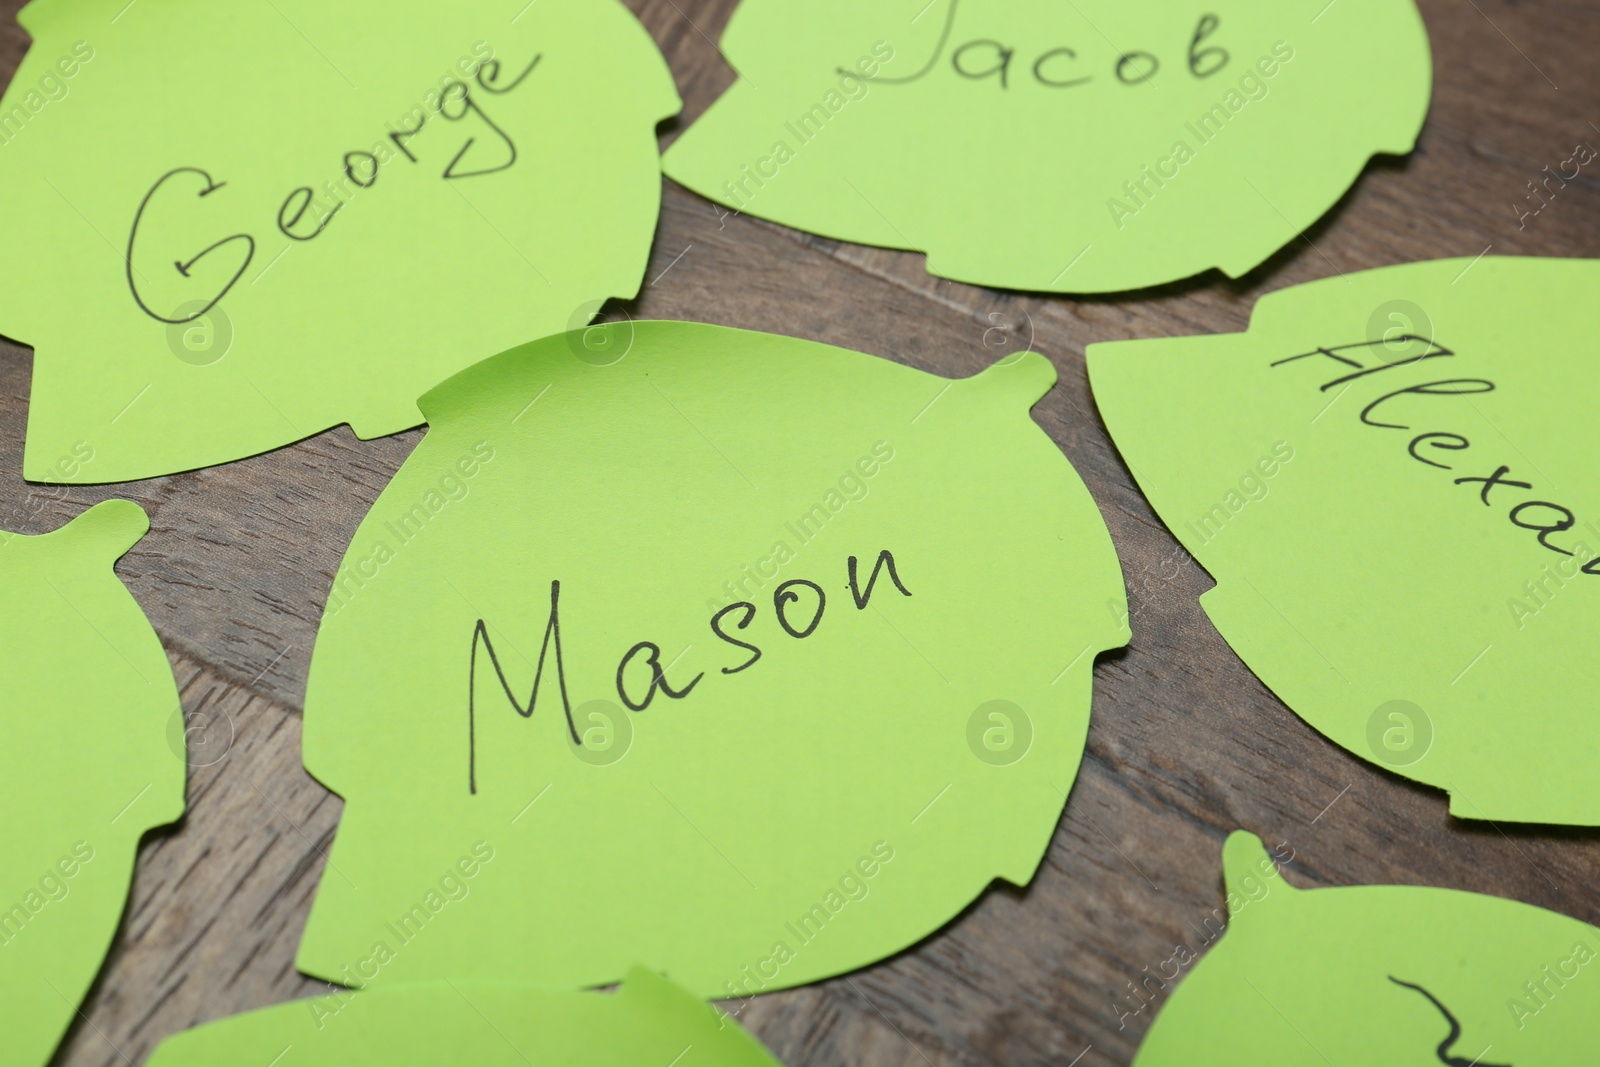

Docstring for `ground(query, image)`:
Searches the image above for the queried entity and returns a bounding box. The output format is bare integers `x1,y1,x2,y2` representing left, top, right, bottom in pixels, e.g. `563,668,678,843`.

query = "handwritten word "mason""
465,550,912,793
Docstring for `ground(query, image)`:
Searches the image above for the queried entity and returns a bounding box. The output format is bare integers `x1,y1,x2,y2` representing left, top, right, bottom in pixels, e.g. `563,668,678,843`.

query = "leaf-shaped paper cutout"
0,0,679,484
662,0,1430,293
146,967,782,1067
295,321,1127,995
1134,832,1600,1065
1088,257,1600,824
0,500,185,1067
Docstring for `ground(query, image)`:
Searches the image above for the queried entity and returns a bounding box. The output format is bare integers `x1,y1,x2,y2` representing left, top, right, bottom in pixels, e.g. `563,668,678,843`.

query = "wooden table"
2,1,1596,1064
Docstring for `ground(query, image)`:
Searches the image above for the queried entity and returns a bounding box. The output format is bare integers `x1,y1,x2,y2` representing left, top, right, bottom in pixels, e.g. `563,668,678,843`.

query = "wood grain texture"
0,1,1594,1064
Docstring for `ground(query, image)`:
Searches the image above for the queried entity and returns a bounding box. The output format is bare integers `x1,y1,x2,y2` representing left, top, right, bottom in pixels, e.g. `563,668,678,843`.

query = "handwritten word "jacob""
465,550,913,793
863,3,1228,91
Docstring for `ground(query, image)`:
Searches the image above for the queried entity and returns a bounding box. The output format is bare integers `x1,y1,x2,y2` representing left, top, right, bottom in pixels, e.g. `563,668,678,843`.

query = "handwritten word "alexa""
1274,337,1599,576
465,550,912,792
125,53,540,327
857,3,1229,91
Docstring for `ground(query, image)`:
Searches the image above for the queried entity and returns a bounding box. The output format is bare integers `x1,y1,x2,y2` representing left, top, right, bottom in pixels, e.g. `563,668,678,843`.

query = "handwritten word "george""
126,53,540,326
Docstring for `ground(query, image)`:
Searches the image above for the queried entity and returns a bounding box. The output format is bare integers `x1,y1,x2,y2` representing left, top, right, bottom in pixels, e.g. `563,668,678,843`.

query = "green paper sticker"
662,0,1430,293
1134,832,1600,1065
0,0,679,484
1088,257,1600,824
0,501,185,1066
146,967,783,1066
296,321,1127,996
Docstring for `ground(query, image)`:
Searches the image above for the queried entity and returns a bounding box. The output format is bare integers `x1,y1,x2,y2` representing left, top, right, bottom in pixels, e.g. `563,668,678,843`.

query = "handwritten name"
857,3,1228,91
125,52,540,326
1273,336,1598,576
465,550,912,792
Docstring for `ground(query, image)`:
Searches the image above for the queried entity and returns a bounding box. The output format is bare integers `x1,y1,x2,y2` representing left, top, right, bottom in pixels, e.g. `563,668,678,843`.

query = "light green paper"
146,967,782,1066
1135,832,1600,1065
296,321,1127,996
0,501,185,1067
0,0,679,484
662,0,1430,294
1088,257,1600,824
